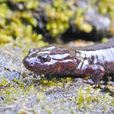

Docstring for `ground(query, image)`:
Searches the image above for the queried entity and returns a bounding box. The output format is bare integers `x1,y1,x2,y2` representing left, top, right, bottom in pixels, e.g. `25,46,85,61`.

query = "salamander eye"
29,48,37,54
38,55,50,62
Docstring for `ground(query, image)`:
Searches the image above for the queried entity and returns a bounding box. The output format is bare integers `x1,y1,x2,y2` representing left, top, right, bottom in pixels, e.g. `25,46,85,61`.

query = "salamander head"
23,45,78,75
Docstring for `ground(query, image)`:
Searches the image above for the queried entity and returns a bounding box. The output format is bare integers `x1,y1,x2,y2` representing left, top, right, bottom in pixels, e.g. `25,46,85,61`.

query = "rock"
0,44,28,81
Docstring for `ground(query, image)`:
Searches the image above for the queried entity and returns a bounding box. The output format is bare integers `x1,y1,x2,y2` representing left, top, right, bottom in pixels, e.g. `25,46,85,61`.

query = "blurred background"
0,0,114,47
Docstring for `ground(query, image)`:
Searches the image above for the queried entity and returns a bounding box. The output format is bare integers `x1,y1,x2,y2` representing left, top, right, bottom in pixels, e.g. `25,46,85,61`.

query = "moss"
102,37,109,43
0,76,10,87
0,0,113,43
0,81,36,104
98,0,114,35
45,0,114,36
0,0,47,46
74,16,93,33
46,0,73,37
0,74,113,113
37,92,46,102
110,99,114,106
74,86,113,109
98,0,114,20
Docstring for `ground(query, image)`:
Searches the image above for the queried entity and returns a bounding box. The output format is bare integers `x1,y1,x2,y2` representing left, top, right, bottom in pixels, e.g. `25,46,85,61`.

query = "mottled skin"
23,41,114,84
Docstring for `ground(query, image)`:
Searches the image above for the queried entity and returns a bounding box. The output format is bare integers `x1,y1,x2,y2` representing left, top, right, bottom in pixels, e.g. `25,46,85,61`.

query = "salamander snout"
23,56,36,70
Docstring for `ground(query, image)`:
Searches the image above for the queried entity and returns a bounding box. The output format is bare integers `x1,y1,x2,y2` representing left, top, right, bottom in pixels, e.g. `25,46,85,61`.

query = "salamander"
23,41,114,84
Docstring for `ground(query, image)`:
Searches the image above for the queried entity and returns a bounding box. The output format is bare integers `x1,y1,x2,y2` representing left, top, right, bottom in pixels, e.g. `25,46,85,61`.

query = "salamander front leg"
83,65,105,84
